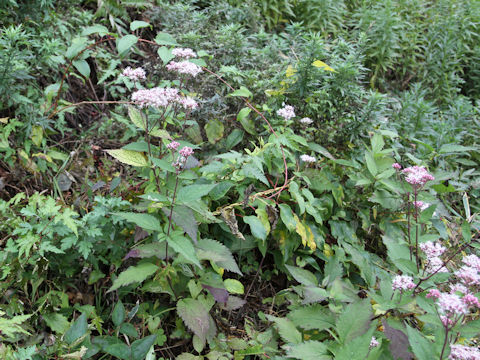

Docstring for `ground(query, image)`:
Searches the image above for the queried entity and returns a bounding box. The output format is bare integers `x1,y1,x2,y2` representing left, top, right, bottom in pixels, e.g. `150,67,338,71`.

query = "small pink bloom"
177,96,199,110
462,294,480,308
392,275,416,291
392,163,402,170
131,87,179,108
426,289,441,299
166,61,203,77
122,66,146,81
179,146,194,158
455,266,480,286
438,293,468,315
171,48,197,59
440,315,453,327
419,241,446,258
402,166,435,187
369,337,379,348
167,141,180,150
462,254,480,271
449,344,480,360
450,283,468,295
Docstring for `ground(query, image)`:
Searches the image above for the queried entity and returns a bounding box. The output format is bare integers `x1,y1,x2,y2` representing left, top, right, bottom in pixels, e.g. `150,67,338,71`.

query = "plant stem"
414,189,419,271
439,326,449,360
165,170,180,263
407,192,412,260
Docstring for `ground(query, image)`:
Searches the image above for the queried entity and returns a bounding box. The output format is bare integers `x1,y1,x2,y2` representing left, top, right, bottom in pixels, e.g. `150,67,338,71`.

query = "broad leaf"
64,313,88,345
176,184,218,204
205,119,224,144
285,265,318,286
162,205,198,243
167,234,201,267
117,35,138,56
288,304,334,331
229,86,252,98
286,341,330,360
109,263,159,292
244,215,267,241
112,301,125,327
177,298,210,342
112,212,161,232
266,315,302,344
406,325,435,360
131,335,157,360
106,149,148,167
336,299,372,344
196,238,242,275
128,106,146,130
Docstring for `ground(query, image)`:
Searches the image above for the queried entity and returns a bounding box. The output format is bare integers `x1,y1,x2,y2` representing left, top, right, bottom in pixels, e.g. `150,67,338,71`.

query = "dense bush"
1,1,480,359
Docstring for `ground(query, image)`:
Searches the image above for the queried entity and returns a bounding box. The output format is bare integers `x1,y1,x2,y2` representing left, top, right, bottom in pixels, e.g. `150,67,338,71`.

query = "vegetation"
1,0,480,359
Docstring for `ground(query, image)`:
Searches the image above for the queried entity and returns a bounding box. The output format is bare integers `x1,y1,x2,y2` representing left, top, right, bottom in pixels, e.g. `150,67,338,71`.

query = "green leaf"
167,234,201,267
288,304,335,331
286,341,330,360
64,313,88,345
237,107,256,135
365,151,377,176
82,25,110,36
117,35,138,56
43,313,70,334
308,142,335,160
205,119,224,144
237,107,251,122
130,20,151,31
72,59,90,78
177,298,210,342
154,32,177,46
128,106,146,130
106,149,148,167
439,144,476,154
109,263,159,292
229,86,252,98
265,315,302,344
157,46,174,65
335,327,374,360
224,279,244,294
244,216,267,241
225,129,244,150
66,37,88,59
112,212,161,232
176,183,218,204
285,265,318,286
371,133,385,154
112,301,125,327
279,204,296,232
241,163,268,185
103,343,131,360
162,205,198,243
336,299,372,344
406,325,435,360
131,335,157,360
196,238,242,275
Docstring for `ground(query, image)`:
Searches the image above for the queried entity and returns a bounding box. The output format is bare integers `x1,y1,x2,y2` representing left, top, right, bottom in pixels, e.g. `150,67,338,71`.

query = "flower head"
401,166,435,187
171,48,197,59
392,163,402,170
462,294,480,308
179,146,194,158
369,337,379,348
438,293,468,315
450,283,468,295
300,154,316,163
167,141,180,150
425,257,448,274
166,61,203,77
455,266,480,286
277,105,295,120
177,96,199,110
420,241,446,258
392,275,416,291
462,255,480,271
449,344,480,360
122,67,146,81
131,87,179,108
300,117,313,125
413,201,430,211
426,289,441,299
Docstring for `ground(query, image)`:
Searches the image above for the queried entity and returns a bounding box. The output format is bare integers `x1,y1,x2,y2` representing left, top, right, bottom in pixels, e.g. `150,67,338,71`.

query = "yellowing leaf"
31,125,43,146
323,244,333,257
0,117,8,124
293,214,316,251
286,65,297,78
32,152,53,163
312,60,335,72
106,149,148,167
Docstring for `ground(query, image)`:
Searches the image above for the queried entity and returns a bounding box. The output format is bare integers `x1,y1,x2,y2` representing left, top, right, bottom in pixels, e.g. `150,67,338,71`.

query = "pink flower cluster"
131,87,179,108
300,154,316,163
392,275,416,291
392,162,402,170
449,344,480,360
179,146,194,158
277,105,295,120
177,96,199,110
166,61,203,77
401,166,435,187
413,201,430,211
122,67,146,81
438,293,468,315
420,241,446,258
369,337,379,348
167,141,180,150
172,48,197,59
455,254,480,286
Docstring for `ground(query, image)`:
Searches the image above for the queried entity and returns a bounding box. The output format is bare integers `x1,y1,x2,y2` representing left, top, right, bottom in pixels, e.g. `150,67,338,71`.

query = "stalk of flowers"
172,48,197,59
401,165,435,189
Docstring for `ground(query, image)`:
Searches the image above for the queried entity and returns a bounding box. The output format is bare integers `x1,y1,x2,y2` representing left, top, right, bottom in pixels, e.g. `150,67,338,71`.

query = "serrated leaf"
176,184,218,204
241,163,268,185
177,298,210,342
43,313,70,334
229,86,252,98
205,119,224,144
117,35,138,56
196,238,242,275
109,263,159,292
285,265,318,286
365,151,377,176
406,325,435,360
286,341,330,360
112,301,125,327
106,149,148,167
162,205,198,243
64,313,88,345
131,335,156,360
154,32,177,46
128,106,146,130
288,304,334,331
167,234,201,267
266,315,302,344
130,20,150,31
335,327,374,360
336,299,372,344
382,320,414,360
244,215,267,241
112,212,161,232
